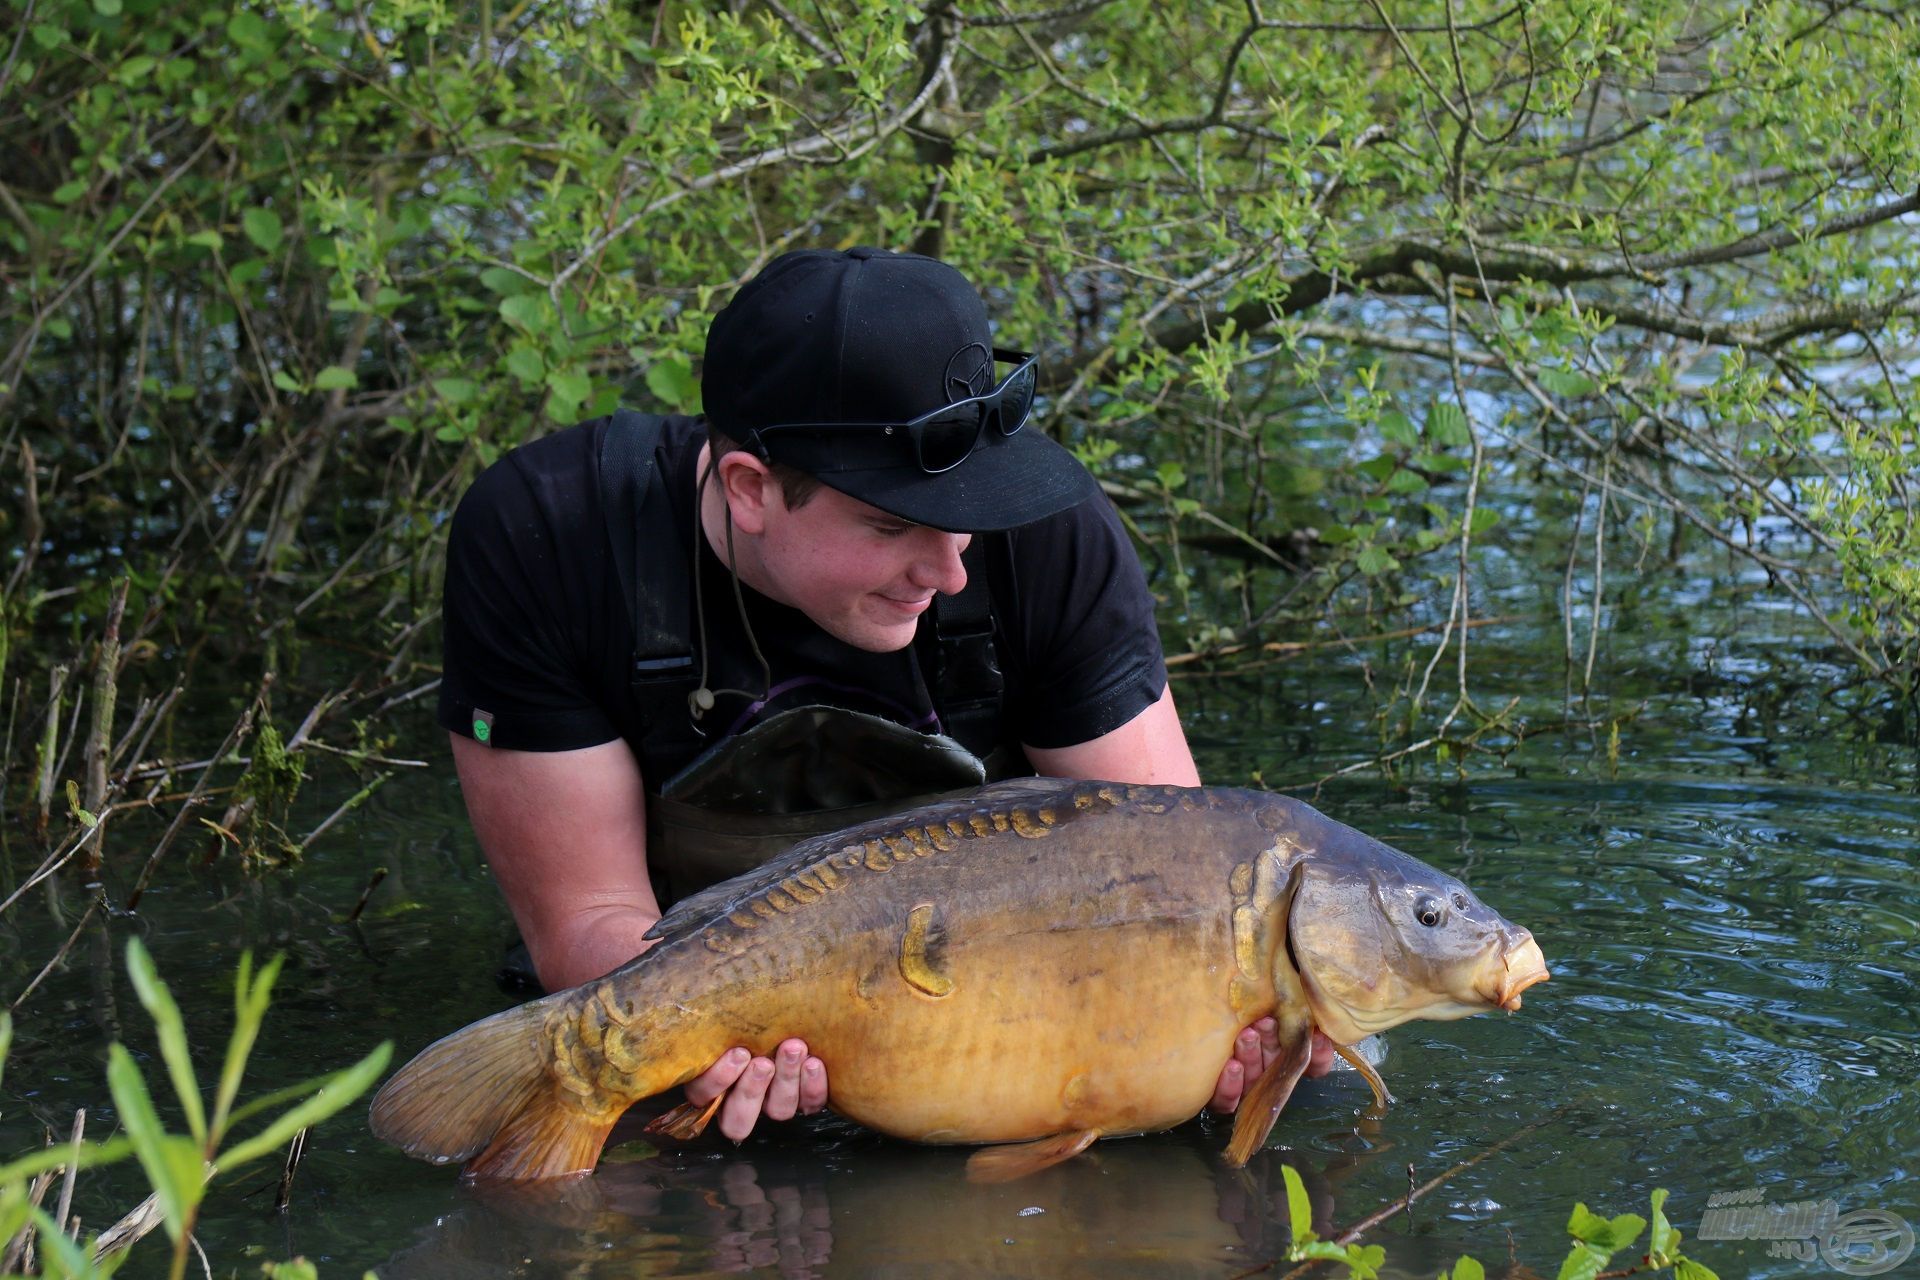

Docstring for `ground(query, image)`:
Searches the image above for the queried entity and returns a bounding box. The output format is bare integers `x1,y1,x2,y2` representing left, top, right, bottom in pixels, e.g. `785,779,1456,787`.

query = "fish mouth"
1488,934,1550,1011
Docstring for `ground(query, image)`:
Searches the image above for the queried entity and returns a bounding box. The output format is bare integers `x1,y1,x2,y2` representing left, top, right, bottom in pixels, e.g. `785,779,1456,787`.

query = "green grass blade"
124,939,206,1146
213,951,284,1139
27,1205,94,1278
0,1136,135,1185
1281,1164,1314,1248
105,1045,199,1243
217,1041,391,1172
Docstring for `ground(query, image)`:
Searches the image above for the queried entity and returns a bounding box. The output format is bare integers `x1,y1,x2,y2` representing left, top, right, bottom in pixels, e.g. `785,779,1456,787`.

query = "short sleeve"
999,496,1167,750
436,454,622,752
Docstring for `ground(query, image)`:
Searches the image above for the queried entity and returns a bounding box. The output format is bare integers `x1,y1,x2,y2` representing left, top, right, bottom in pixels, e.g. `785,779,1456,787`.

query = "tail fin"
369,998,620,1180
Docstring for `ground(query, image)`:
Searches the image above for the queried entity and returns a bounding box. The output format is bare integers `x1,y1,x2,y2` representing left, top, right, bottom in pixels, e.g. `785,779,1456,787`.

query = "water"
2,562,1916,1277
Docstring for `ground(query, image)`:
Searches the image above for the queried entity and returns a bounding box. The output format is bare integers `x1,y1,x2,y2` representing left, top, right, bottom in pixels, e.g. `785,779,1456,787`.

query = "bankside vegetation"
3,0,1918,905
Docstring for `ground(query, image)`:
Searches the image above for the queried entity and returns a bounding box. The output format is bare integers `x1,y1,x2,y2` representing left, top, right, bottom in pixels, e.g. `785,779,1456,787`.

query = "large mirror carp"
372,779,1548,1181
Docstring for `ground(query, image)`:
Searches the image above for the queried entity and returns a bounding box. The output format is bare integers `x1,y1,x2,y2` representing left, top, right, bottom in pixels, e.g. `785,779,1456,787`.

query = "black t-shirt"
436,415,1166,776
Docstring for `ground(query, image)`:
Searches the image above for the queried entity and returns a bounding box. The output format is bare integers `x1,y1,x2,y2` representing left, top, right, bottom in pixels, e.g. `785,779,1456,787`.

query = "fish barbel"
371,779,1548,1181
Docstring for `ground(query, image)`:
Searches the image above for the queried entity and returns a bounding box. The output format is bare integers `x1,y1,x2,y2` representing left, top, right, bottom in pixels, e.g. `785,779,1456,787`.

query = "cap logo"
944,343,993,403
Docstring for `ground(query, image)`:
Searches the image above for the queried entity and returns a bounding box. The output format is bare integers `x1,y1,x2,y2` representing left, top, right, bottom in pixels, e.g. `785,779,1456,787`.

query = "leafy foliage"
3,0,1917,802
0,943,390,1279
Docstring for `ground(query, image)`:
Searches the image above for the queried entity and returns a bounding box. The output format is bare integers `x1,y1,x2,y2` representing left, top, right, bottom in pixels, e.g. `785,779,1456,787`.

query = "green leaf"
51,179,88,204
27,1205,95,1276
242,207,283,253
186,229,224,253
218,1041,392,1169
1449,1257,1486,1280
499,293,550,333
66,779,98,828
106,1045,202,1242
545,369,591,407
1356,545,1400,575
271,371,303,393
645,356,697,409
433,377,478,405
1281,1164,1314,1247
313,366,358,391
1468,507,1501,534
1556,1242,1608,1280
116,54,156,82
479,266,532,295
1674,1260,1720,1280
1426,400,1471,447
126,939,207,1145
212,951,283,1137
1649,1189,1676,1258
228,9,270,49
1538,366,1596,397
93,0,122,14
504,344,544,385
0,1136,135,1186
1566,1202,1612,1244
1607,1213,1647,1252
265,1260,321,1280
1378,410,1419,447
30,22,63,49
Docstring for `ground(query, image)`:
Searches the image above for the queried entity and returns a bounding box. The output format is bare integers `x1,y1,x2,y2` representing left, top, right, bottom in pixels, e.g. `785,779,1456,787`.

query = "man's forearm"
534,903,662,992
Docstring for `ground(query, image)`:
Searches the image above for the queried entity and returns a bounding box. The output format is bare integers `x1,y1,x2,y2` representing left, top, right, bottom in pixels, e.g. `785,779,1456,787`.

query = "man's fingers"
1208,1057,1244,1114
685,1047,751,1107
762,1040,807,1122
799,1057,828,1115
1208,1025,1266,1113
718,1056,775,1142
1305,1030,1336,1079
1254,1016,1280,1058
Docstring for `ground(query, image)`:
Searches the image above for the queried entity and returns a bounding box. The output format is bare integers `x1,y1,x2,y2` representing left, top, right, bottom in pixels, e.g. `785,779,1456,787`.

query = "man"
438,247,1331,1143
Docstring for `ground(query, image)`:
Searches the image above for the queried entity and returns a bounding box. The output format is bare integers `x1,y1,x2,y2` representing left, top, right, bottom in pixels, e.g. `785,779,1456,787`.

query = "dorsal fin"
642,777,1086,950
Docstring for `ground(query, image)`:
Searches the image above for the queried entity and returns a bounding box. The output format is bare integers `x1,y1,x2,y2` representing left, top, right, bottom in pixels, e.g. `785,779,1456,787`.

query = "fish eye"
1415,894,1446,928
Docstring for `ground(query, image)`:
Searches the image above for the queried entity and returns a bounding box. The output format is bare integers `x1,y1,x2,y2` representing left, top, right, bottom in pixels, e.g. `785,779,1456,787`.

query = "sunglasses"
747,349,1038,475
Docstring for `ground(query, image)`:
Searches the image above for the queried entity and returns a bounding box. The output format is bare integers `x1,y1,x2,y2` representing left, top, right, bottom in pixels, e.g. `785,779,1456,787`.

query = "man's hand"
1207,1019,1336,1114
684,1039,829,1142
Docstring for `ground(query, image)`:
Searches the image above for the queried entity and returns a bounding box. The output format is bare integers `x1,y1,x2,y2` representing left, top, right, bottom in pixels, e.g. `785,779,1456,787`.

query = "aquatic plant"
1275,1166,1723,1280
0,940,389,1279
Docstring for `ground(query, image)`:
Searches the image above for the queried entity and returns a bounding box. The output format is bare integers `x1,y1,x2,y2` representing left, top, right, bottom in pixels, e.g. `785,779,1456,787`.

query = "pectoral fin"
1335,1042,1392,1111
643,1092,726,1142
965,1129,1101,1183
1224,1028,1312,1167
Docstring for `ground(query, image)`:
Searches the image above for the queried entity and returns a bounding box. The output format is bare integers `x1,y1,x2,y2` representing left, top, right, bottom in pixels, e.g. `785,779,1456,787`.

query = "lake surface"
2,546,1916,1277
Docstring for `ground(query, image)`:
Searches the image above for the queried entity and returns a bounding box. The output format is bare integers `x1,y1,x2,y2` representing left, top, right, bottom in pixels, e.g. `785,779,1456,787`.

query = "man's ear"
714,449,779,535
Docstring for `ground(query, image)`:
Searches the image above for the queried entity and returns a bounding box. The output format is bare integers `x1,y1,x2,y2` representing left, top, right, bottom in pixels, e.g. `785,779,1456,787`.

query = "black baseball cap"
701,247,1099,533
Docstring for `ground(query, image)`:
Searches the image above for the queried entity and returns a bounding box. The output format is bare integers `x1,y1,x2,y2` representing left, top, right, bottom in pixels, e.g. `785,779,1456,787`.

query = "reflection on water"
374,1122,1391,1280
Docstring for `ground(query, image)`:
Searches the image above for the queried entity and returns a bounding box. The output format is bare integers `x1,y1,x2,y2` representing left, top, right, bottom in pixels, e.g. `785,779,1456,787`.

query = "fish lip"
1495,960,1550,1012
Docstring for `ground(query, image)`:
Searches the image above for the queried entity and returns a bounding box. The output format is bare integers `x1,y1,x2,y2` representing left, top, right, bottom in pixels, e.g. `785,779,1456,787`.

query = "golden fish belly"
610,860,1274,1145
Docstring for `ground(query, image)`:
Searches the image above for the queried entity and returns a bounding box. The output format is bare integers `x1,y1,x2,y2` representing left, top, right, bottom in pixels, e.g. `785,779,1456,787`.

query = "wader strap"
596,411,702,768
927,535,1005,759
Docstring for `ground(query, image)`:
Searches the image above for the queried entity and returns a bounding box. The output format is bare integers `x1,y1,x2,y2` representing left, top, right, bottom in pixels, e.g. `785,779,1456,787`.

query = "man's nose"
912,531,971,596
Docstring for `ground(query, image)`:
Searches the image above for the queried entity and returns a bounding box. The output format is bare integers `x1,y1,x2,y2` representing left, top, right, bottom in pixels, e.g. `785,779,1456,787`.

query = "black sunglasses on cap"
745,349,1038,475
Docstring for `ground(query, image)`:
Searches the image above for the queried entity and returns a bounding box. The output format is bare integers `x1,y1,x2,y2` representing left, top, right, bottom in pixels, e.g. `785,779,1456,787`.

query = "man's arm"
1022,684,1335,1108
449,733,826,1136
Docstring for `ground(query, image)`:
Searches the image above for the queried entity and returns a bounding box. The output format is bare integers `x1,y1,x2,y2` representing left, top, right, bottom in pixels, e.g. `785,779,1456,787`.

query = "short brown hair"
705,422,823,510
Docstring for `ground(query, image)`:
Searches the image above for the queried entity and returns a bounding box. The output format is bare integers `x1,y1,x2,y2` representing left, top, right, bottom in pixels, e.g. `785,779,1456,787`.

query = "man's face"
752,482,972,653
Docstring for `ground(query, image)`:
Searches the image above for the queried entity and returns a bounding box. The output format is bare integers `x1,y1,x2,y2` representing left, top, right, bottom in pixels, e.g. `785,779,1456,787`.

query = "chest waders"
598,412,1024,908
